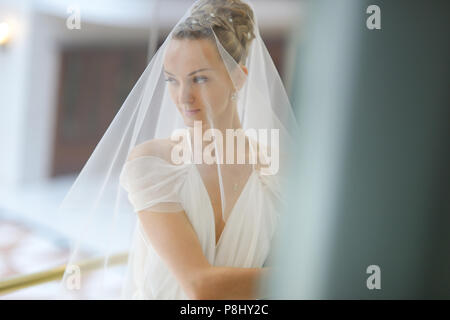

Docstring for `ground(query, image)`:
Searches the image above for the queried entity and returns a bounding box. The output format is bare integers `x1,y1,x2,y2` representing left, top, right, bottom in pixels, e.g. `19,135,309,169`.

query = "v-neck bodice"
192,164,257,249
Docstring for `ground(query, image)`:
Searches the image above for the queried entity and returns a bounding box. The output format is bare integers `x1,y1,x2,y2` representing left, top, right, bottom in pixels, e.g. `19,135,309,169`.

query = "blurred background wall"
269,0,450,299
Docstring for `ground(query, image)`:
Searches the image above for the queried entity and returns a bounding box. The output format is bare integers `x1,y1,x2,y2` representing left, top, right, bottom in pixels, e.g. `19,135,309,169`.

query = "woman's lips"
184,109,200,116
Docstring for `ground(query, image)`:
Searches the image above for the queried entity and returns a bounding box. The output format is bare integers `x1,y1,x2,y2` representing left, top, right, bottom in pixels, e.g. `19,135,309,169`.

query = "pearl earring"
231,91,238,101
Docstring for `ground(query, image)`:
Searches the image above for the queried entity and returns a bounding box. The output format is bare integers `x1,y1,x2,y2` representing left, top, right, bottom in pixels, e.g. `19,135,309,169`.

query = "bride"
56,0,298,300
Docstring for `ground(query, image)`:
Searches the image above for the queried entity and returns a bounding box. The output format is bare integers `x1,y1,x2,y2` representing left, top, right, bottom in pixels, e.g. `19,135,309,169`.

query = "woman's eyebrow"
163,68,212,77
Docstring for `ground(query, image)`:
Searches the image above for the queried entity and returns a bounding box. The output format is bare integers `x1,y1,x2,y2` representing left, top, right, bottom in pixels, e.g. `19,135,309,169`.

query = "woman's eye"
165,78,176,84
193,76,208,83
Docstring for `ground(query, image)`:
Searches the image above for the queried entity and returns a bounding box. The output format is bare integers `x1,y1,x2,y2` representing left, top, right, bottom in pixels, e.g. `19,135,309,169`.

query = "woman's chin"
183,116,205,126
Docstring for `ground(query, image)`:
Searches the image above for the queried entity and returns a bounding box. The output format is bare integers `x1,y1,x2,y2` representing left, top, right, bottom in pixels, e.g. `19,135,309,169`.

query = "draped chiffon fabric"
119,149,283,299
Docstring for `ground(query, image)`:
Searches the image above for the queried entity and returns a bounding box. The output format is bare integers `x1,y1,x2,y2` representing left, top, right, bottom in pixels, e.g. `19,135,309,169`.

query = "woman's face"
163,38,235,127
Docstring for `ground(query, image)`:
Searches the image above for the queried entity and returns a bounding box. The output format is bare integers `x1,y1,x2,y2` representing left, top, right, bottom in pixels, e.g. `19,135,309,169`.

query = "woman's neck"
186,105,252,164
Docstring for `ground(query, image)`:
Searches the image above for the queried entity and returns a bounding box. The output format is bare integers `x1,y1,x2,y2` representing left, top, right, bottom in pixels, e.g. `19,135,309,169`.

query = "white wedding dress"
118,139,283,299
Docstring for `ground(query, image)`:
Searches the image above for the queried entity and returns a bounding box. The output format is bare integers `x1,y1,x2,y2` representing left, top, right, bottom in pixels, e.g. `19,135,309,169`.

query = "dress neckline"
124,153,259,250
192,164,256,250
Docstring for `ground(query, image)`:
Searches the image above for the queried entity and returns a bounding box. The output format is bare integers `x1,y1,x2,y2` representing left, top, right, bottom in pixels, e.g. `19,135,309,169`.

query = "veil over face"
163,38,241,126
54,0,299,299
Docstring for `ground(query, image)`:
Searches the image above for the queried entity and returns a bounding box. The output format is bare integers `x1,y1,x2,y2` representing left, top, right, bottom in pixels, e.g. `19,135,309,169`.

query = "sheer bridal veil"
54,0,299,299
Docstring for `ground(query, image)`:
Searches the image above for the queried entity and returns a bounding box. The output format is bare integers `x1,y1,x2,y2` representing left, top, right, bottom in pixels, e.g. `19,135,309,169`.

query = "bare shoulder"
126,138,177,163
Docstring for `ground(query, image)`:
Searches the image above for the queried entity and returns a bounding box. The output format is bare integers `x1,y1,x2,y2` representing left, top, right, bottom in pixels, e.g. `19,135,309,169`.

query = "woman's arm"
197,266,271,300
137,209,211,299
137,207,271,300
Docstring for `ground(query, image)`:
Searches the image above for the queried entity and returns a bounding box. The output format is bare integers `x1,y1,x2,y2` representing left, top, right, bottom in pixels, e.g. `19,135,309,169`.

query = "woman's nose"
179,83,194,104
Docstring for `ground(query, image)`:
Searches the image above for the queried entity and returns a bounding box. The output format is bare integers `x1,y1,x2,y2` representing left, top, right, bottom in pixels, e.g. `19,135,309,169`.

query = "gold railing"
0,252,128,296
